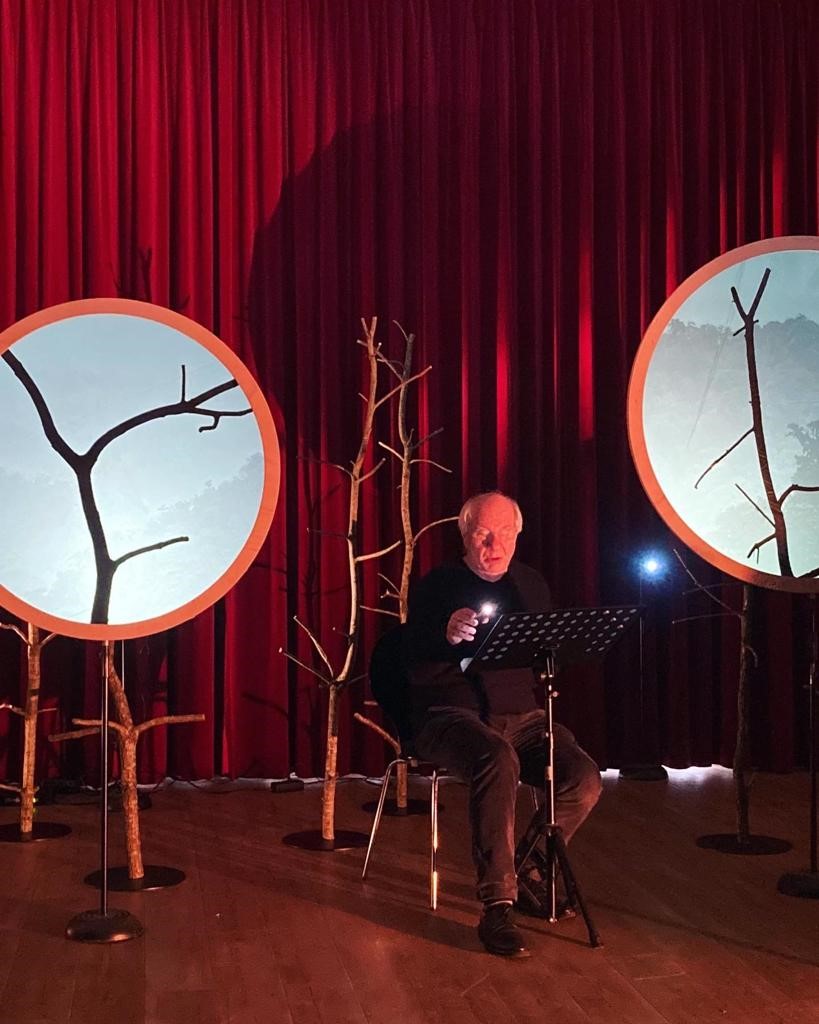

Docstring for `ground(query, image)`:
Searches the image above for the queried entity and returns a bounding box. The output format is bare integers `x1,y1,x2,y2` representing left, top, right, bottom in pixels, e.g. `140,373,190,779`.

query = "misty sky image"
642,249,819,579
0,312,265,625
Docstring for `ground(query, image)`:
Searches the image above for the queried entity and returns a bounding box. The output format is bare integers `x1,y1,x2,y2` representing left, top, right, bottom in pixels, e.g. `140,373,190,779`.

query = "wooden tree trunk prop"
734,584,754,844
282,318,400,847
357,325,456,811
0,622,57,840
688,268,810,851
50,642,205,879
697,268,819,576
676,555,789,852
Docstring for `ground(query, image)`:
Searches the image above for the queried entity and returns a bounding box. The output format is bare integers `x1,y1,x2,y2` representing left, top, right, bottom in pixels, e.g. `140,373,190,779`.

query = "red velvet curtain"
0,0,817,783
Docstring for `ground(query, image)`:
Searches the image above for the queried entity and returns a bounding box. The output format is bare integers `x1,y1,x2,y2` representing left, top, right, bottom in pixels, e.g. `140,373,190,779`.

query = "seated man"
403,491,602,958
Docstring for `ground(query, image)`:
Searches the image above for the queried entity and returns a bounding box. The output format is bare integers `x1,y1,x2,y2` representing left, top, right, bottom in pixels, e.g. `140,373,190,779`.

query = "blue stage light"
637,551,666,580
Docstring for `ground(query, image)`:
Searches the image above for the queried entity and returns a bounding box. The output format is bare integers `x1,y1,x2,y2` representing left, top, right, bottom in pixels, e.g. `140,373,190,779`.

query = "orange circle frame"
628,236,819,594
0,298,281,638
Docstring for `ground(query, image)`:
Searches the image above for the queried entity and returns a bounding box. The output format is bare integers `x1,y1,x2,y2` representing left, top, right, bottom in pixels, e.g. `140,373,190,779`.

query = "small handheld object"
478,602,497,623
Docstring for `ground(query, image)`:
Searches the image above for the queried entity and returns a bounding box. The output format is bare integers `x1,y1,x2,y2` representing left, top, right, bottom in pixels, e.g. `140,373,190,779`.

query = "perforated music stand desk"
468,605,639,948
467,605,639,673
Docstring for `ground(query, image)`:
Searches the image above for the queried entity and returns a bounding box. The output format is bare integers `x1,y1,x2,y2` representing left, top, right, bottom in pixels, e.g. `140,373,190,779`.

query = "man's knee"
574,761,602,810
557,753,602,807
477,734,520,785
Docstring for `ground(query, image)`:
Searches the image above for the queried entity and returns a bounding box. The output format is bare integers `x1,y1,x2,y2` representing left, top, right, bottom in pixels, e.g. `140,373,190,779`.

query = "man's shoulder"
418,561,471,585
508,560,546,586
508,560,552,609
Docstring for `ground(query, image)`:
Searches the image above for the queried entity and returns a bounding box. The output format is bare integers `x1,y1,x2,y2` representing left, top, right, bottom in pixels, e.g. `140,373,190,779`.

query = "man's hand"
446,608,479,645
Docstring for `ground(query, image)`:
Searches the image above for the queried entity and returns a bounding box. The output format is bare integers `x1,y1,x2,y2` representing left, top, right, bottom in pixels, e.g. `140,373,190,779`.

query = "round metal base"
777,871,819,898
282,829,370,851
619,764,668,782
66,908,144,943
696,833,793,855
362,798,437,816
0,821,72,843
84,865,186,891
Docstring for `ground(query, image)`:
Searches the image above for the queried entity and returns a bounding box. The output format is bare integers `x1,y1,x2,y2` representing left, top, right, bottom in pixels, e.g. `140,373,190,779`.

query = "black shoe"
477,902,530,958
515,878,576,920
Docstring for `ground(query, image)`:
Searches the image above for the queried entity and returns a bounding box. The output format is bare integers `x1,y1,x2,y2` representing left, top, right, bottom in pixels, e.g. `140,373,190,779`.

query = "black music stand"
469,605,639,949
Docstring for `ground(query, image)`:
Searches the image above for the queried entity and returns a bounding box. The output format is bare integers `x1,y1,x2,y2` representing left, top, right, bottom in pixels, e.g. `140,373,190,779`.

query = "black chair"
361,626,444,909
361,626,540,910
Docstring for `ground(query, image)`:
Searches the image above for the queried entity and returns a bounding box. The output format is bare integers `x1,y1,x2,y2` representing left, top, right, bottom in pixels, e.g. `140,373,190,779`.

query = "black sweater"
402,559,552,717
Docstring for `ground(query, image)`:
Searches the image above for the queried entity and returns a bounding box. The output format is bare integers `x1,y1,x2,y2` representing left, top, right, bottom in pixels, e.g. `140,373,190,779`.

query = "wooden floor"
1,768,818,1024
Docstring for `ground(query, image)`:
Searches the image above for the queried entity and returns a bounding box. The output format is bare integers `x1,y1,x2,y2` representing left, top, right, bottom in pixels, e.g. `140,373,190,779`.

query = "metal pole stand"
66,641,143,943
778,594,819,898
619,581,667,781
514,653,602,948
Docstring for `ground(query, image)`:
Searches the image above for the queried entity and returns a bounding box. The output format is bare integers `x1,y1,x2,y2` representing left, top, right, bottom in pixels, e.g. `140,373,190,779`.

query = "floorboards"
0,767,816,1023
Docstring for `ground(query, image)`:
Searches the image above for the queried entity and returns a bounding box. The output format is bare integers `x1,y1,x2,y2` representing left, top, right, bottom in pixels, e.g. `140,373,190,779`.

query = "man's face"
463,495,520,581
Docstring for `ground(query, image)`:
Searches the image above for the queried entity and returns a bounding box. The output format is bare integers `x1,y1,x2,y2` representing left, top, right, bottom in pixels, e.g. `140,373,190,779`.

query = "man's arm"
402,568,459,666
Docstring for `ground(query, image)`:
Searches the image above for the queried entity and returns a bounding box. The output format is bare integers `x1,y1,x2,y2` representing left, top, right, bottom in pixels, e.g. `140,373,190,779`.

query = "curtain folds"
0,0,817,781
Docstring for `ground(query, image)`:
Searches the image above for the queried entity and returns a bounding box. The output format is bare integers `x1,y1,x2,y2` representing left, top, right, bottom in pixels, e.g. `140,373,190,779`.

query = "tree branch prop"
747,533,776,561
278,649,333,687
0,623,58,837
735,484,775,526
357,323,458,809
1,352,249,623
0,622,27,643
353,712,401,756
48,645,204,880
779,483,819,505
694,270,819,576
360,604,401,619
281,317,400,843
293,616,335,679
694,427,753,489
384,323,457,623
730,269,795,574
353,712,406,806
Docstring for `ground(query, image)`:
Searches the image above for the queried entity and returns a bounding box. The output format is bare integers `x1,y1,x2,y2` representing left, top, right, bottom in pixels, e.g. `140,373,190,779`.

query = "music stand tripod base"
471,605,639,950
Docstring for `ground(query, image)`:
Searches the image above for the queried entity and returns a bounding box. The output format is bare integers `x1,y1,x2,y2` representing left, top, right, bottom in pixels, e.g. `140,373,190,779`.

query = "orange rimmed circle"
628,236,819,594
0,298,281,638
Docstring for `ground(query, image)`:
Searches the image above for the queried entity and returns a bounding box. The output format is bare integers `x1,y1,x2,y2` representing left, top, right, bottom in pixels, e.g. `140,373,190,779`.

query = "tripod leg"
553,832,602,948
514,816,544,878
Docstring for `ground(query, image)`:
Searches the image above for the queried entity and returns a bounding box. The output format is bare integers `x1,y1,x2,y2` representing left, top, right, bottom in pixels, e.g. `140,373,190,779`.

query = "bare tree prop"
674,551,758,843
0,622,57,838
356,324,457,810
695,268,819,578
50,642,204,880
280,318,399,846
1,352,251,623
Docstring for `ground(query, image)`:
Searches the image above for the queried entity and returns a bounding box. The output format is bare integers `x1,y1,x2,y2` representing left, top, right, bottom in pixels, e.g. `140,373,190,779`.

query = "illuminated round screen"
0,299,280,638
628,237,819,593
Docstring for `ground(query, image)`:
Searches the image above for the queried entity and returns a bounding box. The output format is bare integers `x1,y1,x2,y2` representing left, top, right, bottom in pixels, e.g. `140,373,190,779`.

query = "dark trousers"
413,707,602,904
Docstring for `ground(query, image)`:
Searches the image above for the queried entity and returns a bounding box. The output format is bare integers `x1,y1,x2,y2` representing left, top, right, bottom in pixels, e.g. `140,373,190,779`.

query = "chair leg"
430,769,440,909
362,758,402,880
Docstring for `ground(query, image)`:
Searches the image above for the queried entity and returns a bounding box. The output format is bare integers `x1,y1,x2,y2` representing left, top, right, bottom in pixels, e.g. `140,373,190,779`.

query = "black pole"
99,641,110,917
620,575,667,781
777,594,819,898
809,595,817,874
65,640,144,941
